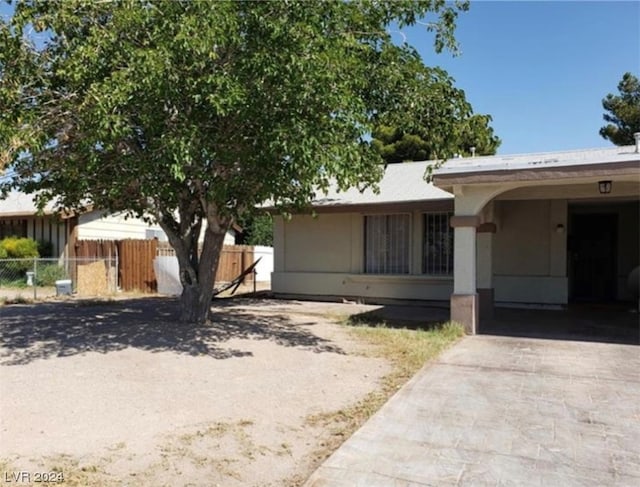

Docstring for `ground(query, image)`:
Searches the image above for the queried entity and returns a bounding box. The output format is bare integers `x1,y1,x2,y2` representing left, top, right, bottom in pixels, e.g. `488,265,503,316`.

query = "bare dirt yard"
0,297,399,486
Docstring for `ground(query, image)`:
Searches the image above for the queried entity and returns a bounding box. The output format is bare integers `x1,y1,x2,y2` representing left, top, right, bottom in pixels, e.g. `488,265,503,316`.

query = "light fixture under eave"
598,180,612,194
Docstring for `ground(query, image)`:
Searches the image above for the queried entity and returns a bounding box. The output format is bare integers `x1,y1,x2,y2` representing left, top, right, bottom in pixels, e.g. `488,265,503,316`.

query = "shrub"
37,240,54,258
35,263,68,286
0,237,39,258
0,237,40,276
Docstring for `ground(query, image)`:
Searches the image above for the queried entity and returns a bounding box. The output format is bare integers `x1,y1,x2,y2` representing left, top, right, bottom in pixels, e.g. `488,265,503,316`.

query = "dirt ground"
0,297,390,486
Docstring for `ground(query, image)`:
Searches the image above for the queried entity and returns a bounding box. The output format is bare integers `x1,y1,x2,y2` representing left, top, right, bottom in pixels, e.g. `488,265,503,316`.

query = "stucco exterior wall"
273,194,637,306
272,212,453,302
272,272,452,301
283,214,355,273
492,198,638,304
492,199,568,304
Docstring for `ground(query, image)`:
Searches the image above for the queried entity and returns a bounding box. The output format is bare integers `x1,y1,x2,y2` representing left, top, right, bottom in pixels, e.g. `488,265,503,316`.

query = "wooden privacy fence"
119,239,158,292
215,245,255,283
75,239,158,293
157,243,255,283
76,239,254,294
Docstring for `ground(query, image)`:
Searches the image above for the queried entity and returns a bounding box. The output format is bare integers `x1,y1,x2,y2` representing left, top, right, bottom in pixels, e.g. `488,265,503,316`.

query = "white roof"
434,145,639,176
313,160,452,207
0,191,58,217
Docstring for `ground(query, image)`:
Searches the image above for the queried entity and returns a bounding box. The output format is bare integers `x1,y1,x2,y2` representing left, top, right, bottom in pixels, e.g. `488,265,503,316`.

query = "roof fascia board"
433,160,640,187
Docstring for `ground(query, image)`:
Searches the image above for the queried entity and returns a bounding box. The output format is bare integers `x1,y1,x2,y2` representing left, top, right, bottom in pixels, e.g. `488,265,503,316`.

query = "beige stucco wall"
492,196,638,304
272,272,452,301
273,192,638,305
492,199,568,304
282,214,355,273
273,212,453,301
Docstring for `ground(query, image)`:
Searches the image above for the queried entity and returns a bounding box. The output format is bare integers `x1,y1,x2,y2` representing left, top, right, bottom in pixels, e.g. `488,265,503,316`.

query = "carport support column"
451,216,479,334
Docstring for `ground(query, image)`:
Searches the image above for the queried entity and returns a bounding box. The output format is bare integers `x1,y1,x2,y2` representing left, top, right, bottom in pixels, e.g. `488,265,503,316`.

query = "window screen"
364,214,410,274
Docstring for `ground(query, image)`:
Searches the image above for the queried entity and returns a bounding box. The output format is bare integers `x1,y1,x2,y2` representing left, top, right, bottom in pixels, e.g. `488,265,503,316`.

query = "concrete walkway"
305,335,640,486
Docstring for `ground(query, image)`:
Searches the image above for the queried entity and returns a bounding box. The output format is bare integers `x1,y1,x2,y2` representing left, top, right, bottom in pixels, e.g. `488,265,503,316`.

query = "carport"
433,141,640,342
483,305,639,345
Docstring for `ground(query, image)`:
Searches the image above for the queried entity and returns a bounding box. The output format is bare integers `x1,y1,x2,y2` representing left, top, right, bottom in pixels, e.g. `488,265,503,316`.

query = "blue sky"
2,1,638,155
401,1,640,154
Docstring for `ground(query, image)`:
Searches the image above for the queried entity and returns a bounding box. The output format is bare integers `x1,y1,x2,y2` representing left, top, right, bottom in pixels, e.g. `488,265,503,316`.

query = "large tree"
371,67,501,164
599,72,640,146
0,0,469,323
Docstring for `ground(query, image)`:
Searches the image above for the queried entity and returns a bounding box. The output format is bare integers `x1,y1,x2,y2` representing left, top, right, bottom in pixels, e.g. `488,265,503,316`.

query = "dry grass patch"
306,316,464,466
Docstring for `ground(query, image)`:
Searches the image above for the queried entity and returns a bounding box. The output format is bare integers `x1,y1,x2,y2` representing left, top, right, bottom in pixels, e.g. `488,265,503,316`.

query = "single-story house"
0,191,239,258
271,143,640,333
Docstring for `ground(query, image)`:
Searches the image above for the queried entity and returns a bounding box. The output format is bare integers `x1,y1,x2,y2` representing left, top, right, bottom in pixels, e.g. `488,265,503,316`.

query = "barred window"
364,214,410,274
423,212,453,275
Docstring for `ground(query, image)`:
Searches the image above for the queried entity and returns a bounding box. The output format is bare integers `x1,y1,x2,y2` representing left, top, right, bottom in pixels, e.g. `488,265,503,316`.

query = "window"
423,212,453,275
0,219,28,239
364,214,410,274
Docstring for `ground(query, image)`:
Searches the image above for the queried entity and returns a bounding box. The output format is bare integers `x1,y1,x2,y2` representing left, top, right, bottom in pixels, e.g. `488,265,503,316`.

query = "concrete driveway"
306,335,640,486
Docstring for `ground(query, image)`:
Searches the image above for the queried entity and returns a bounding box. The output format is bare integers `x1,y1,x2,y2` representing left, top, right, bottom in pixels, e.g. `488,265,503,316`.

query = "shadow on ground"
482,305,639,345
344,305,450,330
0,297,344,366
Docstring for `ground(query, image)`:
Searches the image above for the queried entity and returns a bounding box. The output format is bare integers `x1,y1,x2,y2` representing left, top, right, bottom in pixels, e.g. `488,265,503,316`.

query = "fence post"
33,258,37,301
115,253,119,294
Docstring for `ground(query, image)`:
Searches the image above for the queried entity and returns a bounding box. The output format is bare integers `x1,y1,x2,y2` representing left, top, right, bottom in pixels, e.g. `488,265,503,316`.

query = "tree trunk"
179,282,214,323
177,227,227,324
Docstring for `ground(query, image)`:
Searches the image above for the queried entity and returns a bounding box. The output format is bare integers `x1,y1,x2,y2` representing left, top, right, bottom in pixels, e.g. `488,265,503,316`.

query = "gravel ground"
0,297,389,486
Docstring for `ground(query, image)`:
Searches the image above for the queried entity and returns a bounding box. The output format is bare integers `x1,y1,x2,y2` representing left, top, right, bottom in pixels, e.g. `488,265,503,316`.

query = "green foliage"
600,72,640,146
454,114,501,157
0,0,469,321
372,77,502,165
237,214,273,247
35,263,68,286
0,236,39,258
37,240,54,257
0,236,39,275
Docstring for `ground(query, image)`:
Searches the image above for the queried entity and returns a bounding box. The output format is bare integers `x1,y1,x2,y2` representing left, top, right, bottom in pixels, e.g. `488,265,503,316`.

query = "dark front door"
569,214,617,302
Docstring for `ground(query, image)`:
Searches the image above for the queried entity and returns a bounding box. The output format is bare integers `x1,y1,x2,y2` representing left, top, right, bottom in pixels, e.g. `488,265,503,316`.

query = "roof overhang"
433,160,640,191
304,198,453,214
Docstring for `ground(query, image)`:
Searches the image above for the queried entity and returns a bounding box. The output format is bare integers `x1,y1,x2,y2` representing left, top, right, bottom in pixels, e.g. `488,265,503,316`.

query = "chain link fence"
0,257,118,302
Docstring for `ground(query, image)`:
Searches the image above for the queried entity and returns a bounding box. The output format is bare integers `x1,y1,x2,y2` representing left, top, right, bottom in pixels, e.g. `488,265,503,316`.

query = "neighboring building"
0,191,238,258
76,211,239,245
271,144,640,333
0,191,74,258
